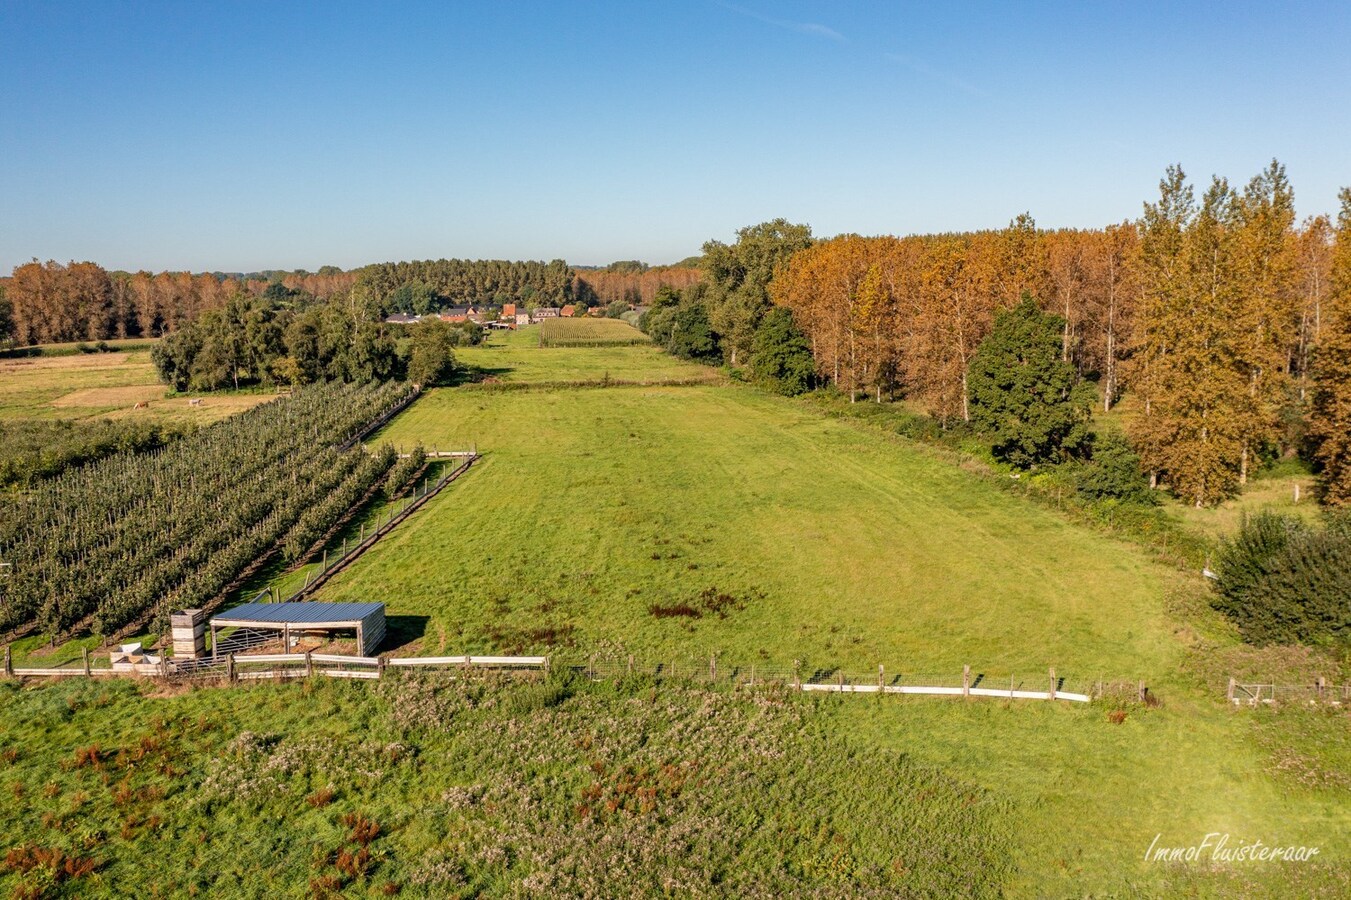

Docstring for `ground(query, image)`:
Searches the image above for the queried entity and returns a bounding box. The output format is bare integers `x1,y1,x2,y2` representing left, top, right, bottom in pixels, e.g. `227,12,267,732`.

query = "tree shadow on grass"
449,364,514,386
381,615,431,654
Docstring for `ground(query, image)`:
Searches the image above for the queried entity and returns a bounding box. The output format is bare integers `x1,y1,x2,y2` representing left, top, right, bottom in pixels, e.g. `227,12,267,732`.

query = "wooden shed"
209,601,386,658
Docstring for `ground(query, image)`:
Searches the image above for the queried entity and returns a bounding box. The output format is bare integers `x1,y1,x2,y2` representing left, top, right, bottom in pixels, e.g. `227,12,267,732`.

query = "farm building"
534,306,560,318
209,601,386,658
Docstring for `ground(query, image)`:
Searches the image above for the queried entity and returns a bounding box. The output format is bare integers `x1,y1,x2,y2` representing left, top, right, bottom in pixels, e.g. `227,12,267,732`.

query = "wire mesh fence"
1228,678,1350,707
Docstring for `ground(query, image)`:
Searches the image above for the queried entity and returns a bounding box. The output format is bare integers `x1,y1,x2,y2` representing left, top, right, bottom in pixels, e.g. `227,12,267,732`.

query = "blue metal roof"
212,601,384,625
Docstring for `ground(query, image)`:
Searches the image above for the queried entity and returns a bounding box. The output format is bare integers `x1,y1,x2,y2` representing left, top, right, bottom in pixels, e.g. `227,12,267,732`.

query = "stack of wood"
170,609,207,659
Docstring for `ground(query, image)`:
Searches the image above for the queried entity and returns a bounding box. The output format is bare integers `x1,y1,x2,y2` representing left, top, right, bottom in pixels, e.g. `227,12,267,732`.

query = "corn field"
537,317,651,347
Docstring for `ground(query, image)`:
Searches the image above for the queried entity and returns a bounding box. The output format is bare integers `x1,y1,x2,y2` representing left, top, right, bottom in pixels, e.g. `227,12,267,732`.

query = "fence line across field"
2,644,1149,705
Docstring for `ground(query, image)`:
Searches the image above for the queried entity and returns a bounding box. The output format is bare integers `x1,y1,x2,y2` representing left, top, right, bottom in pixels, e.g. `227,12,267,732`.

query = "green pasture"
3,335,1347,896
455,326,716,384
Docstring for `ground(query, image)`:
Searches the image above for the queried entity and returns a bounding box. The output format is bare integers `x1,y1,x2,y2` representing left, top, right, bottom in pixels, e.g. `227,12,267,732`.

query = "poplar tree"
1309,188,1351,505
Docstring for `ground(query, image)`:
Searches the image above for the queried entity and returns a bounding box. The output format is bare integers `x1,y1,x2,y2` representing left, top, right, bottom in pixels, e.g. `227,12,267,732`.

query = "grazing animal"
133,401,149,410
188,398,202,407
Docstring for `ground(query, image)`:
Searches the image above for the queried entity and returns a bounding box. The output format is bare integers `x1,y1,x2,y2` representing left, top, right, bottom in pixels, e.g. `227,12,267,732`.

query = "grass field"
456,326,705,384
270,341,1345,895
537,317,651,347
3,337,1347,896
0,349,268,423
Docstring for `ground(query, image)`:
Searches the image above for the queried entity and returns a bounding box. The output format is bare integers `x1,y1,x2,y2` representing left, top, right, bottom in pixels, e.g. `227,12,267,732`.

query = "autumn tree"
1309,188,1351,504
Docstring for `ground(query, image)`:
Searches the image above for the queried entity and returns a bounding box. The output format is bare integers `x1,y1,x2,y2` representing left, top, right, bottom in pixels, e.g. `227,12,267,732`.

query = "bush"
1074,431,1156,505
1212,512,1351,645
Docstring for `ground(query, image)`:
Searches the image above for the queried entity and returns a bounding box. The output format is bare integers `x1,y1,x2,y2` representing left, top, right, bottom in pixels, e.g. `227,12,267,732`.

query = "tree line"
0,263,354,346
356,258,577,314
152,290,479,392
642,163,1350,508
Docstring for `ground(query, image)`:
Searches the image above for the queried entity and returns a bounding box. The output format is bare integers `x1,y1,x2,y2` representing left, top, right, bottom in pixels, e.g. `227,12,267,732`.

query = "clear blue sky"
3,1,1349,273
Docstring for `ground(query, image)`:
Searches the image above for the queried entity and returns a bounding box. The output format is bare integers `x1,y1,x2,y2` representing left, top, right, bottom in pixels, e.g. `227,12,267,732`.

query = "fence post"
1137,680,1146,703
377,656,387,680
878,664,884,691
1316,676,1325,699
749,664,755,687
1049,668,1056,701
543,656,550,677
3,645,11,678
627,654,634,676
793,659,800,691
837,670,845,690
322,549,328,571
227,653,236,683
588,656,595,681
1226,677,1236,703
305,651,314,678
709,654,716,681
962,665,971,698
160,652,169,680
82,648,91,677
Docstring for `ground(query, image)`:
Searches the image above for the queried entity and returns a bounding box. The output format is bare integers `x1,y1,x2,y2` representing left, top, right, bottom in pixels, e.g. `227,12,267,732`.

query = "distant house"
560,305,576,317
515,312,531,326
501,303,516,319
439,308,471,322
384,313,420,325
535,307,560,319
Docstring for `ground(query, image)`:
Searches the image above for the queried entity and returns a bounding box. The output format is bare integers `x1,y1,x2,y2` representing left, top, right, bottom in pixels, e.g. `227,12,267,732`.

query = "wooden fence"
2,645,1142,705
1227,677,1349,706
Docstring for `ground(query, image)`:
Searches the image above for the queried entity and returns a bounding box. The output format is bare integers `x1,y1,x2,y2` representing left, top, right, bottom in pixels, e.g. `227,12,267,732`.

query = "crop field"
537,316,651,348
0,348,268,423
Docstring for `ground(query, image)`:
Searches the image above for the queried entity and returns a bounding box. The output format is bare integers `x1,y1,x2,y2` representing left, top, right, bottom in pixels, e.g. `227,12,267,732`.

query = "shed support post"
284,623,290,652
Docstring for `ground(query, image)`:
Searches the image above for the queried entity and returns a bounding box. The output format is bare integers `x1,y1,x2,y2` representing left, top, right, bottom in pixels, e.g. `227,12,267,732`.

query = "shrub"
1212,512,1351,645
1074,431,1157,505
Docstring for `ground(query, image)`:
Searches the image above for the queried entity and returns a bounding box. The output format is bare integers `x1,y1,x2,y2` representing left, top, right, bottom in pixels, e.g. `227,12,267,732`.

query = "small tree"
407,319,459,386
967,295,1092,467
1075,431,1156,504
750,307,814,395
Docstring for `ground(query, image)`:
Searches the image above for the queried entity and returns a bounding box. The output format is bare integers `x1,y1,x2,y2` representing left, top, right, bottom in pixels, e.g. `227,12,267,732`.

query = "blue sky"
2,1,1349,272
